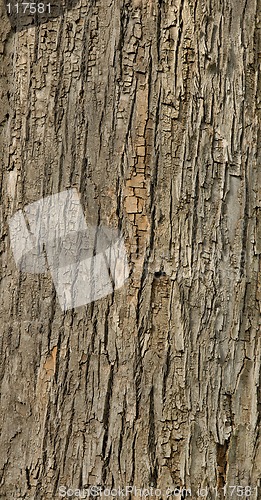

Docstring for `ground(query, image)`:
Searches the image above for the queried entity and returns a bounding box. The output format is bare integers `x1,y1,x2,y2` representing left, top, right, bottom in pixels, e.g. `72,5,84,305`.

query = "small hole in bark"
216,439,230,489
154,271,166,278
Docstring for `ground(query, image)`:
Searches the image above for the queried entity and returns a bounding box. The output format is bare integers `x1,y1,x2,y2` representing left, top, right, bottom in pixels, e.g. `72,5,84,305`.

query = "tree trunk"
0,0,260,498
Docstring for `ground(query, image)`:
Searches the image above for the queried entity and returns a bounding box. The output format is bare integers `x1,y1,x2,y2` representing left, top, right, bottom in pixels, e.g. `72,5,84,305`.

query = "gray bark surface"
0,0,260,498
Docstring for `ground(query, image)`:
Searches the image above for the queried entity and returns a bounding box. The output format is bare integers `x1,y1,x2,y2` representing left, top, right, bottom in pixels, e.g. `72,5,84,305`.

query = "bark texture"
0,0,260,498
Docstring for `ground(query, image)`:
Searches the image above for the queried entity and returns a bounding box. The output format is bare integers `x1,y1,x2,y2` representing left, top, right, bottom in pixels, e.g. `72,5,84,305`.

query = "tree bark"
0,0,260,498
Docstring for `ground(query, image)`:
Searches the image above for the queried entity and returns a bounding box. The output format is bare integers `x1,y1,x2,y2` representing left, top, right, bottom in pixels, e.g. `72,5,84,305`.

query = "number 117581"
214,486,258,497
6,2,51,14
